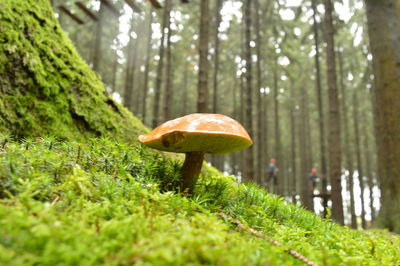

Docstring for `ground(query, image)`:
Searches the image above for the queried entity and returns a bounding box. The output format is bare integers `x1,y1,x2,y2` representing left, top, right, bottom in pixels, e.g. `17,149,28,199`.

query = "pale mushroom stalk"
181,151,205,193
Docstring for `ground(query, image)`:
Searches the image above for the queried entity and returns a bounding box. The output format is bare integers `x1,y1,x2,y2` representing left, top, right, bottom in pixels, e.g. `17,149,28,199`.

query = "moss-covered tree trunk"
365,0,400,233
0,0,146,142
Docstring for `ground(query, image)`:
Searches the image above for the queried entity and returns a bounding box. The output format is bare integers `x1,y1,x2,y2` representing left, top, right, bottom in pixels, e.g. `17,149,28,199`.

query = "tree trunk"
111,51,118,93
92,2,104,72
262,87,270,187
324,0,343,224
181,61,189,116
243,0,254,183
211,0,223,171
152,1,170,127
141,8,154,124
212,0,222,114
365,0,400,233
231,72,239,176
362,111,376,221
311,0,329,216
273,64,281,194
163,0,173,122
197,0,209,113
300,85,313,210
352,91,367,229
254,0,264,185
123,19,135,111
338,50,357,229
289,85,297,200
131,31,140,114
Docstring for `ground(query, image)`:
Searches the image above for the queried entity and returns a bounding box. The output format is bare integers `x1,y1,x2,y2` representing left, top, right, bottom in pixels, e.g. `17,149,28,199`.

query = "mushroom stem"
181,151,205,194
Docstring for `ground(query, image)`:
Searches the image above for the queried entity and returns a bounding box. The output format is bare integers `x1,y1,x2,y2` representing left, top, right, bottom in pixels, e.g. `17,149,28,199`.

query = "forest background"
16,0,400,233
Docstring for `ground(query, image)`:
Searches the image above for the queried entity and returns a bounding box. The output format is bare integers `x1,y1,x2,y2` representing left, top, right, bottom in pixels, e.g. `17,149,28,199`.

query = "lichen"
0,0,147,143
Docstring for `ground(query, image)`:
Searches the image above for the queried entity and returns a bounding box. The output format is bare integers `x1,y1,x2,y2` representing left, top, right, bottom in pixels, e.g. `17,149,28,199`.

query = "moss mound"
0,137,399,265
0,0,146,142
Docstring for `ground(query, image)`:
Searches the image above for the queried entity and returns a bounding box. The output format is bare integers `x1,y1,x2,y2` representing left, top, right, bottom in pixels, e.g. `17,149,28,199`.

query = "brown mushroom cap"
138,113,253,154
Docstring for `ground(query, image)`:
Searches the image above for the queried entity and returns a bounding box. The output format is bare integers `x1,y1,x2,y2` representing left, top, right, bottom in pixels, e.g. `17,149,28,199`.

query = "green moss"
0,137,399,265
0,0,147,143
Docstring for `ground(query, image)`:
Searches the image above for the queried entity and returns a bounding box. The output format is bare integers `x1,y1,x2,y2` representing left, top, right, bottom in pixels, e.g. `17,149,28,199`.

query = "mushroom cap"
138,113,253,154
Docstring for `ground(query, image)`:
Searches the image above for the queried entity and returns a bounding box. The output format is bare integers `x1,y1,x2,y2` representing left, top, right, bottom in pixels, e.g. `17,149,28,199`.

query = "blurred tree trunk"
141,8,153,125
123,19,135,111
362,112,376,221
324,0,343,224
300,85,313,210
197,0,209,113
365,0,400,233
212,0,222,114
111,52,118,92
352,90,367,229
131,31,140,114
152,0,170,127
92,1,104,72
211,0,223,171
273,62,281,193
262,87,270,187
231,74,239,176
338,50,357,229
289,84,297,200
254,0,264,185
243,0,254,183
181,61,189,116
311,0,328,215
163,0,173,122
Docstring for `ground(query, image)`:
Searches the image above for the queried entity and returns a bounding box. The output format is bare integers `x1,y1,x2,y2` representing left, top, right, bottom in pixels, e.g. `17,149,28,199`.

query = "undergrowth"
0,136,399,265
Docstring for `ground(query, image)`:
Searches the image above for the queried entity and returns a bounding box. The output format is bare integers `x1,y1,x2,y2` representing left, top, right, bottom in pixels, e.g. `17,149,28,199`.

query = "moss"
0,137,399,265
0,0,147,143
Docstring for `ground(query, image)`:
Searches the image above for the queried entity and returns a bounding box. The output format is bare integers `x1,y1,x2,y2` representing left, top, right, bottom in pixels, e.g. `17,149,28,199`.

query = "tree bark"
362,111,376,221
273,63,281,194
111,51,118,93
243,0,254,183
152,1,170,127
365,0,400,233
163,0,173,122
338,50,357,229
92,2,104,72
123,19,135,111
300,85,313,210
142,8,154,124
197,0,209,113
352,91,367,229
311,0,329,216
211,0,223,171
212,0,222,114
324,0,343,224
289,84,297,200
181,61,189,116
254,0,264,185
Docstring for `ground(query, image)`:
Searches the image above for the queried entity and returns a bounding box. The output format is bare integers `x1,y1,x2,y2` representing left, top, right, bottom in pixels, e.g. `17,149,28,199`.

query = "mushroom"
138,113,253,194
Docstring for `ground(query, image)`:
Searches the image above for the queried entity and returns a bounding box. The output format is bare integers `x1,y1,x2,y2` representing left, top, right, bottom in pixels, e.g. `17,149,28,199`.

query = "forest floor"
0,135,399,265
